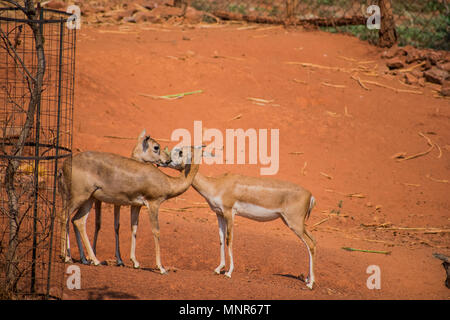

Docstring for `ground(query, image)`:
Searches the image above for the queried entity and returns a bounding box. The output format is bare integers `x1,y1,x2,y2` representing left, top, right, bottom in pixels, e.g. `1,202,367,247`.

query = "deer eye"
179,150,183,157
153,145,160,152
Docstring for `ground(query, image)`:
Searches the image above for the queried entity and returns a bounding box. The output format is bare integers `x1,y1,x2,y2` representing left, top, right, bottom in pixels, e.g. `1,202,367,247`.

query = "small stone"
112,9,137,22
437,62,450,73
418,77,425,87
135,11,163,23
427,51,441,65
423,67,449,85
404,73,418,85
381,46,399,59
441,81,450,96
123,16,137,23
411,69,423,78
386,58,404,70
45,0,66,10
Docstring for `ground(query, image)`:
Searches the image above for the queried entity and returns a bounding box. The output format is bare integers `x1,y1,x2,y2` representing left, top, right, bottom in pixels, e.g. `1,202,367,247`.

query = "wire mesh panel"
0,6,75,299
392,1,449,50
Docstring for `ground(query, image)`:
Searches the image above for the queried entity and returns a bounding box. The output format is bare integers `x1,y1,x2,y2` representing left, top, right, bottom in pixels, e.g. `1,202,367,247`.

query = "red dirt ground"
62,22,449,300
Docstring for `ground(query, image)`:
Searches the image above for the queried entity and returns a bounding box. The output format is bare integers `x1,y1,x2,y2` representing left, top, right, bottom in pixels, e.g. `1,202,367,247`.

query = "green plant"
331,200,343,215
228,3,248,15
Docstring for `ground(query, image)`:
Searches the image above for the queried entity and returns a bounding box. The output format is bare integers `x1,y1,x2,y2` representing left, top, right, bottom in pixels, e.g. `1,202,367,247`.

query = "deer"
125,143,317,289
58,134,201,274
59,129,171,267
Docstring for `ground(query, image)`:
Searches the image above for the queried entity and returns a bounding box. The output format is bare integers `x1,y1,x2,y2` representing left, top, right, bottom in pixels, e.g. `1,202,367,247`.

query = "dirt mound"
45,0,211,25
381,45,450,95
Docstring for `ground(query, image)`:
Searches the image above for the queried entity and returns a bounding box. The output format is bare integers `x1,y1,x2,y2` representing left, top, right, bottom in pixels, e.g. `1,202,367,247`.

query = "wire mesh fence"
392,0,449,50
191,0,449,50
0,5,75,299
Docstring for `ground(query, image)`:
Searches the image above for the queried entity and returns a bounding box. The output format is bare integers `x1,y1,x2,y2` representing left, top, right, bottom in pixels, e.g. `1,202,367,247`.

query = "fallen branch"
377,226,450,233
325,189,365,198
361,79,423,94
289,151,304,155
104,135,135,140
293,79,307,84
321,82,346,88
344,106,352,118
346,193,365,198
426,174,449,184
139,90,203,100
396,145,434,161
342,247,391,255
229,114,242,121
351,75,370,90
311,217,330,229
320,172,333,180
247,97,274,104
360,222,393,228
213,11,366,27
396,61,426,73
403,183,421,187
301,161,307,176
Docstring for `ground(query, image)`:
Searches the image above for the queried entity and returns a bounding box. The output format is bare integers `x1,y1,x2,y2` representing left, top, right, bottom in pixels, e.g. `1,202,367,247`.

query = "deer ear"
139,129,146,140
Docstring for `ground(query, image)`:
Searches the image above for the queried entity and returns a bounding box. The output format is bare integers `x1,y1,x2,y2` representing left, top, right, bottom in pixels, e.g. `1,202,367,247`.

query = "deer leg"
65,196,89,264
300,230,315,289
92,200,101,256
59,204,72,263
145,202,167,274
281,204,316,289
214,213,227,274
72,214,89,265
113,205,124,266
72,198,100,266
224,210,234,278
130,205,141,269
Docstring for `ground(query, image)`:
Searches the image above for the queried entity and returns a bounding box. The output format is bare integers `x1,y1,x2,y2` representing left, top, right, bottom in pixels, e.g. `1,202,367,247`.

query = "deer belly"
233,201,280,222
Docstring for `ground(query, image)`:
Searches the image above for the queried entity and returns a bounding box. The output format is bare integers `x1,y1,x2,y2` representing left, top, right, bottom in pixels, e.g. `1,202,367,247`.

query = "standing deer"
171,147,317,289
59,136,200,274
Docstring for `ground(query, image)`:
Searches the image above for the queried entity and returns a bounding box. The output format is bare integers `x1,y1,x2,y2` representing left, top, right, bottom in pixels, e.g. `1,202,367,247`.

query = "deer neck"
191,172,217,201
169,162,200,197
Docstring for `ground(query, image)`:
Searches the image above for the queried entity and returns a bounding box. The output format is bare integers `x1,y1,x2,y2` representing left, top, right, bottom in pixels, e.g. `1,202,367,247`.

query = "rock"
78,3,94,16
436,62,450,73
141,1,159,10
405,48,424,64
45,0,66,10
94,6,106,14
411,69,423,78
418,77,425,87
404,73,418,85
112,9,137,22
423,67,449,84
396,47,408,56
184,7,203,24
123,16,137,23
134,11,162,23
441,81,450,96
421,59,433,71
386,58,404,70
427,51,441,65
381,45,400,59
